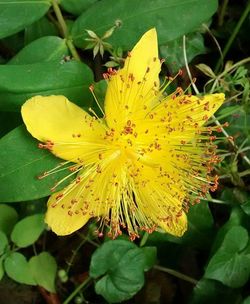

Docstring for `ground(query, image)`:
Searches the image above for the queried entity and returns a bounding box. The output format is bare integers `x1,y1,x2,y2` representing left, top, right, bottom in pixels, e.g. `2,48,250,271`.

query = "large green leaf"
71,0,218,49
60,0,98,16
8,36,69,65
190,278,240,304
160,32,206,73
0,60,93,111
0,126,73,202
205,226,250,288
90,240,146,303
4,252,36,285
29,252,57,292
0,0,51,39
24,16,58,44
11,214,45,248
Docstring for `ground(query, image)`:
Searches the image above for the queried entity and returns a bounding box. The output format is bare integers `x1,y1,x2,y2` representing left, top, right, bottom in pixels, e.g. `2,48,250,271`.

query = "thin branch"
154,265,198,285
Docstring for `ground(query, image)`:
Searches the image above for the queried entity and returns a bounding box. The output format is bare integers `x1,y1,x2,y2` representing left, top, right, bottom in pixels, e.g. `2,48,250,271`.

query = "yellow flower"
21,29,224,240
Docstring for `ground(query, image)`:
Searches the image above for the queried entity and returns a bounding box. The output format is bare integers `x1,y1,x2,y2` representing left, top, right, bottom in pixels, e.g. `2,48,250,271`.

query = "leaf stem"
66,237,88,273
154,265,198,285
63,276,92,304
51,0,81,61
215,0,250,72
218,0,229,27
66,39,81,61
51,0,68,38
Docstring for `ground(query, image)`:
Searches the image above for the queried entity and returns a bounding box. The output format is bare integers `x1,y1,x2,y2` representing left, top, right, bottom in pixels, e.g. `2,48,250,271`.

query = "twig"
63,276,92,304
154,265,198,285
215,0,250,72
52,0,81,61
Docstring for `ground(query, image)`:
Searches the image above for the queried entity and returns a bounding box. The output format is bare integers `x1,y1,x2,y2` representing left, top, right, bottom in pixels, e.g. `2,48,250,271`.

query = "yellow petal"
45,154,125,236
45,186,91,236
104,28,161,129
21,95,107,163
145,93,225,144
131,164,187,237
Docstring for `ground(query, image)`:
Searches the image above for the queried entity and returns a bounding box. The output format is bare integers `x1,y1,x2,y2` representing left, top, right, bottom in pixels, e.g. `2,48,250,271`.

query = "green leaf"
72,0,218,49
181,200,214,248
90,240,146,303
211,207,244,254
4,252,36,285
0,256,4,280
24,16,58,44
0,204,18,235
0,126,73,202
0,0,51,39
0,231,8,255
205,226,250,288
141,246,157,271
190,278,240,304
242,296,250,304
29,252,57,292
0,60,93,112
11,214,45,248
241,199,250,216
8,36,69,65
60,0,98,16
160,32,206,73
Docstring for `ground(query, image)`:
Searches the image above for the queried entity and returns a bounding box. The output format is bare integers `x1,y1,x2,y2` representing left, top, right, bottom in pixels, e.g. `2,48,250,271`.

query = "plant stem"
63,276,92,304
52,0,68,38
51,0,81,61
215,0,250,72
154,265,198,285
66,237,87,273
218,0,229,26
67,39,81,61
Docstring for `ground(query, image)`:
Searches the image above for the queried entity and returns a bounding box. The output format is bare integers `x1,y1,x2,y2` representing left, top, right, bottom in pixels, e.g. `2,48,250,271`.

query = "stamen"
89,84,105,116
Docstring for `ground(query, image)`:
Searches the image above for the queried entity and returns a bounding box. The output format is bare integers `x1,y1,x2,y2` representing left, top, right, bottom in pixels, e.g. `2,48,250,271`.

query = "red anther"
103,73,108,79
178,69,183,76
56,193,63,200
204,102,210,111
209,136,217,141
